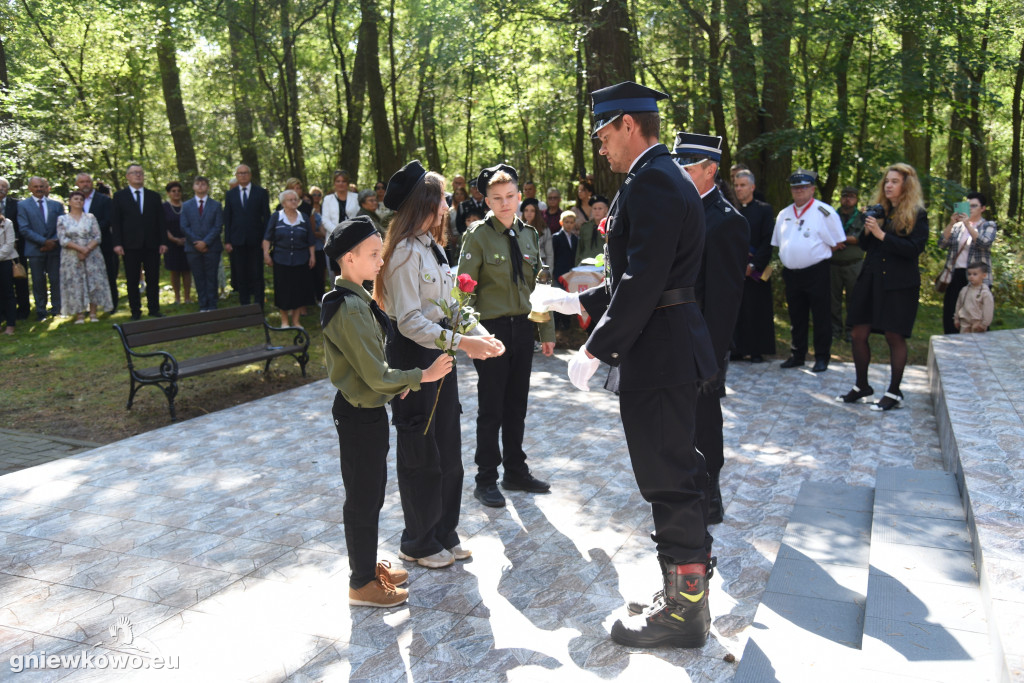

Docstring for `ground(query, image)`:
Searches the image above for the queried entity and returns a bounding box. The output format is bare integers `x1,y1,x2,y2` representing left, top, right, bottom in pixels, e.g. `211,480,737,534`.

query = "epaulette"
817,205,831,217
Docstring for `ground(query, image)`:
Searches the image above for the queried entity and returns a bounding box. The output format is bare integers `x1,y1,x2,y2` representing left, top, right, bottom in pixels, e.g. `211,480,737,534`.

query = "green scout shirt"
576,219,603,265
322,277,422,408
830,209,865,264
458,214,555,343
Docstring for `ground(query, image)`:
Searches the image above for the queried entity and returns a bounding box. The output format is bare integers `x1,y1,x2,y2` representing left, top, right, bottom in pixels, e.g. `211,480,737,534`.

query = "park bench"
112,304,310,421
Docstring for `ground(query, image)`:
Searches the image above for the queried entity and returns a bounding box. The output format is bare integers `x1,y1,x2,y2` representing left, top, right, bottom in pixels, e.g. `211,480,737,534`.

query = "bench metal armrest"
265,322,310,350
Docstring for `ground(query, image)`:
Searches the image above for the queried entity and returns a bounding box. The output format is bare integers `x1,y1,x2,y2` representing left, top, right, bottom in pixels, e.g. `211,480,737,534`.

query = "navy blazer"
111,186,166,250
551,229,578,282
179,196,224,253
18,196,65,257
85,192,113,247
579,144,717,390
223,184,271,247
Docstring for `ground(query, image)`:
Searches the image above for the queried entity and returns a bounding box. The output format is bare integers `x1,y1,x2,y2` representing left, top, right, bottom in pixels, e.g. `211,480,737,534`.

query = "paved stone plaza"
0,353,961,680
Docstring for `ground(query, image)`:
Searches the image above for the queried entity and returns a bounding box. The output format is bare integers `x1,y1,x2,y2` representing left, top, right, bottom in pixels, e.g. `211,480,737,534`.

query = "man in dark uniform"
533,83,719,649
731,169,776,361
672,132,749,525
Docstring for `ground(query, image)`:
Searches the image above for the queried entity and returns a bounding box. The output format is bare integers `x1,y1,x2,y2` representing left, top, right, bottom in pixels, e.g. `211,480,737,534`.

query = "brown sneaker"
376,560,409,586
349,575,409,608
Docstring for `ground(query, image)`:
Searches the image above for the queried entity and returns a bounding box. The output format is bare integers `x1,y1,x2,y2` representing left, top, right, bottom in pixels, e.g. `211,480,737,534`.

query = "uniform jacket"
179,196,224,253
579,144,717,390
223,184,271,247
18,196,65,257
859,207,928,291
696,186,749,376
111,187,166,250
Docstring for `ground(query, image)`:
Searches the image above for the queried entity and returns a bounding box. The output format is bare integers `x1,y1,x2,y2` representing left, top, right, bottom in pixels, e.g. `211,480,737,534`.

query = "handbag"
12,259,27,279
935,228,968,293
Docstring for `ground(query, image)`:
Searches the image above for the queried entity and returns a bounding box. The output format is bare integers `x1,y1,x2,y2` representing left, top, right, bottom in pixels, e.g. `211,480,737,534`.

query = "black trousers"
0,260,17,328
123,248,161,316
620,383,712,562
14,240,30,318
100,242,120,309
473,314,535,486
333,392,389,589
230,244,264,307
387,331,463,558
695,392,723,478
783,260,831,360
942,268,968,334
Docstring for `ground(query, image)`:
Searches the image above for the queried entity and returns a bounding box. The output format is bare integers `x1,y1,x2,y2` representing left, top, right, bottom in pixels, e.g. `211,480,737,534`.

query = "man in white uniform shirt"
771,169,845,372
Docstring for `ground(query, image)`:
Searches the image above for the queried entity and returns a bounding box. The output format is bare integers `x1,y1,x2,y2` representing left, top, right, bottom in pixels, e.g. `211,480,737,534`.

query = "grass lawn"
3,269,1022,445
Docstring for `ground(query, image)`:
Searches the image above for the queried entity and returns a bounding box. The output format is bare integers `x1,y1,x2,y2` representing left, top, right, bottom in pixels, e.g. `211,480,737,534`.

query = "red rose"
457,273,477,293
597,217,608,235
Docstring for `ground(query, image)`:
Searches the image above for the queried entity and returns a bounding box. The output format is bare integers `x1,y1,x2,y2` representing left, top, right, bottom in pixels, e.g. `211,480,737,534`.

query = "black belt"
656,287,696,309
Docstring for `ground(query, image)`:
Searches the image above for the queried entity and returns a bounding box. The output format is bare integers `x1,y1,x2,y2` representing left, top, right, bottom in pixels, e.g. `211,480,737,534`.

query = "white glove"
567,346,601,392
529,283,582,315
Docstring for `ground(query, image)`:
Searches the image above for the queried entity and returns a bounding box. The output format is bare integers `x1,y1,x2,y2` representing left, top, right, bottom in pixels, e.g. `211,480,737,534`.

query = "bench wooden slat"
127,315,267,347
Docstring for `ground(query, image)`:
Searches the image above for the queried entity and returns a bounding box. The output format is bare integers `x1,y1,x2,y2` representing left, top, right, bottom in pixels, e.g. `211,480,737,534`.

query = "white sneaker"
448,545,472,560
398,549,454,569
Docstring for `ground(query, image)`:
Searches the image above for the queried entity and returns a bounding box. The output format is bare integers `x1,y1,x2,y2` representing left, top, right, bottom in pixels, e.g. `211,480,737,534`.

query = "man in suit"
223,164,271,306
180,175,224,312
111,164,167,320
76,172,118,309
672,131,749,525
18,176,65,320
531,83,718,649
0,177,29,319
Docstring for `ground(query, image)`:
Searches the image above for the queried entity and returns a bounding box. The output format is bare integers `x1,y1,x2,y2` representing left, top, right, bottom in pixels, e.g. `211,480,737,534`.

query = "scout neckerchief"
320,283,393,340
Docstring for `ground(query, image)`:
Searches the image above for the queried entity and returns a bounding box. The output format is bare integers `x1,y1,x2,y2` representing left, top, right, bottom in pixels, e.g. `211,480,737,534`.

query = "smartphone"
953,201,970,216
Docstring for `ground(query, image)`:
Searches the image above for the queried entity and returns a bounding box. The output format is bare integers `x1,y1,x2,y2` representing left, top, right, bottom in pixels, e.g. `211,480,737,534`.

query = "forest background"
2,0,1024,302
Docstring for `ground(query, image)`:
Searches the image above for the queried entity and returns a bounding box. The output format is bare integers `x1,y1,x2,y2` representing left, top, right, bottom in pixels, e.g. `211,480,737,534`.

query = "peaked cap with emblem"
590,81,668,139
789,168,818,186
671,131,723,164
476,164,519,194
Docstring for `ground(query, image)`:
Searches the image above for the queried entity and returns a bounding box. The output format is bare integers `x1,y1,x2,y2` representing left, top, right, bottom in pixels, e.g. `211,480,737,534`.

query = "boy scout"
458,164,556,508
321,215,453,607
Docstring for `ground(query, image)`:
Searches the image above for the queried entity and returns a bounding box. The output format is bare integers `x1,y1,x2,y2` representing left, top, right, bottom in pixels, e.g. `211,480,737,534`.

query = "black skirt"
847,266,919,338
273,263,313,310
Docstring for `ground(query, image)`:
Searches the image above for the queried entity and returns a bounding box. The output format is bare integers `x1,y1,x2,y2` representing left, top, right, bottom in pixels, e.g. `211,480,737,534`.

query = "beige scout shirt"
381,233,488,349
323,278,422,408
954,283,994,331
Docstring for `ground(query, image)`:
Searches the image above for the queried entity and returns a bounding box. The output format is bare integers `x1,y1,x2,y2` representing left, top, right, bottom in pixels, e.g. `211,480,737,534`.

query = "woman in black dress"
836,163,928,411
162,181,192,305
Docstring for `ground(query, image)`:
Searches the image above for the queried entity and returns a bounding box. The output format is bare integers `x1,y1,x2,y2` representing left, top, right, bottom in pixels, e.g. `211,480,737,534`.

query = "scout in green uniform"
320,215,453,608
576,194,610,265
458,164,555,508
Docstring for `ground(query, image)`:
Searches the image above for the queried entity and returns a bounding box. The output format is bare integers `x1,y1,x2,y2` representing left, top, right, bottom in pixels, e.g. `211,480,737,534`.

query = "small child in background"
953,261,994,333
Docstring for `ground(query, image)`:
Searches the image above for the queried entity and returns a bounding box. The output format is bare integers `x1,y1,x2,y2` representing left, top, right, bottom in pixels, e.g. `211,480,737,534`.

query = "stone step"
860,467,994,683
733,481,873,682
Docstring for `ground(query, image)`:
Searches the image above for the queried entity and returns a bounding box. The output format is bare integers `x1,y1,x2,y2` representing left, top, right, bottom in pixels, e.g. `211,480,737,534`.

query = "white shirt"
321,192,361,234
128,186,144,213
82,191,93,214
771,199,845,269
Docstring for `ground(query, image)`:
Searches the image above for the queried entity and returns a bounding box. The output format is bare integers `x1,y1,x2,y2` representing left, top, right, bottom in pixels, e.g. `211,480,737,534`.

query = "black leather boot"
613,556,712,648
626,555,715,616
707,473,724,525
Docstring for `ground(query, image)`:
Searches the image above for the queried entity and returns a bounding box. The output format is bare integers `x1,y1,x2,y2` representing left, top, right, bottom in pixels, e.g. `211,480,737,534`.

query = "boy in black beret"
321,216,453,607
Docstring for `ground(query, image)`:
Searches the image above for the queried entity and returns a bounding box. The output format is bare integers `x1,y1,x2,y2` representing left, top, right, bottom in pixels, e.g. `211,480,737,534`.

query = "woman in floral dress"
58,190,113,323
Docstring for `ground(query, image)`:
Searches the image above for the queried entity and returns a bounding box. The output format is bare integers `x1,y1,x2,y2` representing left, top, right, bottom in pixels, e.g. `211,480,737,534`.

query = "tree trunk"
900,28,926,172
691,27,709,135
1008,35,1024,223
360,0,398,179
582,0,635,195
280,0,306,183
967,5,994,206
947,40,967,188
0,33,9,123
708,0,730,172
227,3,260,183
759,0,795,210
854,32,874,192
155,0,198,182
388,0,401,153
339,5,368,178
572,41,587,182
463,64,475,178
723,0,761,177
821,30,855,204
